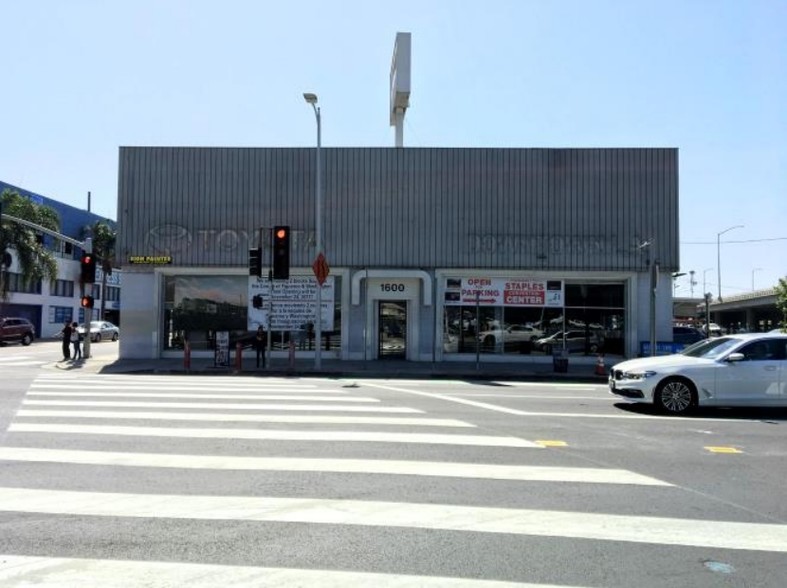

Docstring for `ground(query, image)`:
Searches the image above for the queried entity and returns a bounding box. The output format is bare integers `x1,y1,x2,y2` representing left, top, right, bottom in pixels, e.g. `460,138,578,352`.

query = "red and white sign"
312,253,330,286
446,277,564,307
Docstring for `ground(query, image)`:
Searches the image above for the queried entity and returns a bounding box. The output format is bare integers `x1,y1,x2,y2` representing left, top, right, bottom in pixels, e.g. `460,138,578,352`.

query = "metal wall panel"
117,147,678,272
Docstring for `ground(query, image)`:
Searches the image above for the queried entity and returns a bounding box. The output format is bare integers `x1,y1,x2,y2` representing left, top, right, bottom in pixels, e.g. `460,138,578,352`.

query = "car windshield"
681,337,740,359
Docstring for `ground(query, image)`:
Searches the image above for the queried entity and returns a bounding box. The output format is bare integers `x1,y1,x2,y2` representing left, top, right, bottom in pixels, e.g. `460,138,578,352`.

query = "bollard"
235,342,243,371
594,354,606,376
183,341,191,371
289,339,295,370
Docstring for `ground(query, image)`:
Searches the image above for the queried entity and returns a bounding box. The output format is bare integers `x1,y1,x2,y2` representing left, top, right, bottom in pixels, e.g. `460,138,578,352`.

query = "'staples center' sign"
445,277,564,307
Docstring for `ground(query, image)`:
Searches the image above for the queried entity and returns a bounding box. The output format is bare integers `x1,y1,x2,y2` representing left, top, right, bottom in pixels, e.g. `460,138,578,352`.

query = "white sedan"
478,324,543,348
609,333,787,414
77,321,120,342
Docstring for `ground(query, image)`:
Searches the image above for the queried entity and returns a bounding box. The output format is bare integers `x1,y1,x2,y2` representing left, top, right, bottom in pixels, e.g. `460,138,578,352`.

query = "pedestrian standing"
60,321,72,361
71,321,82,360
254,325,267,368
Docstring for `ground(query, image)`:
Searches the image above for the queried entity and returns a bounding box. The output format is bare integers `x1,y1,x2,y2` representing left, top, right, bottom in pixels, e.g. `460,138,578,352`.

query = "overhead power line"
681,237,787,245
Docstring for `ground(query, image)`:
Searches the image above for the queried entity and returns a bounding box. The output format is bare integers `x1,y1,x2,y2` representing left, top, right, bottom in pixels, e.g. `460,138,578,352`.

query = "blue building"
0,181,120,338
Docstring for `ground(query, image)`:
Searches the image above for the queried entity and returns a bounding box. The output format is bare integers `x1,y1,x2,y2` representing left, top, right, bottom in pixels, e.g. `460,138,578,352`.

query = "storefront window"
442,279,625,357
163,275,342,352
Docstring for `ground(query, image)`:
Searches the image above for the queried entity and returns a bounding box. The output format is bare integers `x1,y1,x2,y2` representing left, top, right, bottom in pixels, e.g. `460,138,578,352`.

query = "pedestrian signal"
80,295,95,309
248,247,262,277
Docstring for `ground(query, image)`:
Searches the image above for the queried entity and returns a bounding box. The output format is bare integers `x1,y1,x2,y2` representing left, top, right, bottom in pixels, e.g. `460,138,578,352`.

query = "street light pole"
716,225,743,302
303,92,323,369
703,267,714,296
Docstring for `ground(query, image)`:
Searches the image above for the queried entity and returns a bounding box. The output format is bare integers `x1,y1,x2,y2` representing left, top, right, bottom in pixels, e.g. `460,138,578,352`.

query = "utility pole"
82,237,93,360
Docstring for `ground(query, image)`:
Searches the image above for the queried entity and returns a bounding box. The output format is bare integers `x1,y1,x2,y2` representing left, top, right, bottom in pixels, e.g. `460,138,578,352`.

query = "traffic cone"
595,354,606,376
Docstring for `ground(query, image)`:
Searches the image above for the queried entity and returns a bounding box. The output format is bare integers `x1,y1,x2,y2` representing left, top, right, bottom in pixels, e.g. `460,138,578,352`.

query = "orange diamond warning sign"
312,253,330,285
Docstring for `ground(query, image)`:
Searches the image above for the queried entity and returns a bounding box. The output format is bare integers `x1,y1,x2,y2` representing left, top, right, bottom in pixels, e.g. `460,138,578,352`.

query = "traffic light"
80,295,94,309
80,253,97,283
248,247,262,277
272,225,290,280
252,294,263,309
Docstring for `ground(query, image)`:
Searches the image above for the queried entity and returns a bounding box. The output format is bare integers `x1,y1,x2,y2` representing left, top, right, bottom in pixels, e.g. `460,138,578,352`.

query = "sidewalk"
65,354,610,384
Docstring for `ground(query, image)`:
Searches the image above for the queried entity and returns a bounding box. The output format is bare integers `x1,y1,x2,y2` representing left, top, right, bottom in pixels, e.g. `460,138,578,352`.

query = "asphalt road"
0,346,786,587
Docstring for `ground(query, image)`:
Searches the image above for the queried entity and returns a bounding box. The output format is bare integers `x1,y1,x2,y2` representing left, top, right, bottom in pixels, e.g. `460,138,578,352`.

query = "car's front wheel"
94,334,102,343
112,332,118,341
21,333,33,346
655,378,696,415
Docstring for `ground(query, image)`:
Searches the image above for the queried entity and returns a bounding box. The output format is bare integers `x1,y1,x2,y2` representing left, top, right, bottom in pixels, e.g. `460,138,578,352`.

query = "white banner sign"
445,277,564,307
248,276,335,331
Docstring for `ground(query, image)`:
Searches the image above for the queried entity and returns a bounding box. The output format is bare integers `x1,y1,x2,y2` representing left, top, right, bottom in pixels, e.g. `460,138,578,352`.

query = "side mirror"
726,352,745,362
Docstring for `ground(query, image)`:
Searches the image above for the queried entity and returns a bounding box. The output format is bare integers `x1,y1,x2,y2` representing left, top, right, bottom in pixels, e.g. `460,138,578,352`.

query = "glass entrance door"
378,301,407,359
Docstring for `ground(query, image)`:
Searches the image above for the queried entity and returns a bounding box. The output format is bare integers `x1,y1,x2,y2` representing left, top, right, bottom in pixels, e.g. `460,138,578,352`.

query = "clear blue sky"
2,0,784,298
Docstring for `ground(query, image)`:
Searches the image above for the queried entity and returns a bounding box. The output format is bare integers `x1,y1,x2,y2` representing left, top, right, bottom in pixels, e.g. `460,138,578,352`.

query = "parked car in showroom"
609,333,787,415
77,321,119,342
0,317,35,346
477,324,543,349
535,329,600,355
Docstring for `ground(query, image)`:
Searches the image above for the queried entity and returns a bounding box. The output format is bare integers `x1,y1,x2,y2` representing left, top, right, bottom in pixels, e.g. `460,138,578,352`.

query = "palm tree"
1,189,60,304
82,220,117,320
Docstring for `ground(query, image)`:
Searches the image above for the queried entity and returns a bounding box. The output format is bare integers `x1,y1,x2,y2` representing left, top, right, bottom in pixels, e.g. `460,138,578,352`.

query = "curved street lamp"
717,225,743,301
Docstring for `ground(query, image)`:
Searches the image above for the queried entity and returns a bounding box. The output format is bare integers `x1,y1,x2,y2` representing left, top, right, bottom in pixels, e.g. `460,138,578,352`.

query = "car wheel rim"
661,382,692,413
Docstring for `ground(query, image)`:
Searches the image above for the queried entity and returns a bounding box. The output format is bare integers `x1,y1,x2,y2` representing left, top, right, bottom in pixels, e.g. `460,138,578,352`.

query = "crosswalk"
1,373,787,586
0,354,46,368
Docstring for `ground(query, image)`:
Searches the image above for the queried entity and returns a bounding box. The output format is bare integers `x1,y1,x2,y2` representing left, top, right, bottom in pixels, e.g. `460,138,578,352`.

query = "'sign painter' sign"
445,277,564,307
128,255,173,265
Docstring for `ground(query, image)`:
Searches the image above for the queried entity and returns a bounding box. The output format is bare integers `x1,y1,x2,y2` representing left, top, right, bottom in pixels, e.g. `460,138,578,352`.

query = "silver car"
535,330,600,355
77,321,120,342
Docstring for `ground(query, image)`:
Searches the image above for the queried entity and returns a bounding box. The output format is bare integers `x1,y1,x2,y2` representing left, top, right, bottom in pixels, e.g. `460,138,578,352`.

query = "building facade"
116,147,678,363
0,181,120,338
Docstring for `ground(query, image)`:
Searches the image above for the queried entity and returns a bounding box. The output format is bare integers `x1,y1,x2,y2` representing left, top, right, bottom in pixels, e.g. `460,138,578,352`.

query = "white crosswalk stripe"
2,487,785,552
0,555,581,588
2,372,786,586
14,410,475,427
0,355,44,367
8,423,542,447
0,447,670,484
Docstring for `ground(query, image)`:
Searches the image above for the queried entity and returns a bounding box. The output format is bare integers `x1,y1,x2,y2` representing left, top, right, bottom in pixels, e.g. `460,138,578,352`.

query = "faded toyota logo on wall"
145,224,314,255
146,224,192,255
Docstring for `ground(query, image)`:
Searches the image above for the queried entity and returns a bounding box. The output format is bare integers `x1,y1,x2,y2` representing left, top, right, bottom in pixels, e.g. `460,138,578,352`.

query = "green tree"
775,276,787,332
0,189,60,303
82,220,117,320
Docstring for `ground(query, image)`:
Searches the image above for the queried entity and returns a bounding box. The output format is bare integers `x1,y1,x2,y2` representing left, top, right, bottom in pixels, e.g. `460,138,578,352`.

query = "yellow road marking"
536,440,568,447
705,446,742,454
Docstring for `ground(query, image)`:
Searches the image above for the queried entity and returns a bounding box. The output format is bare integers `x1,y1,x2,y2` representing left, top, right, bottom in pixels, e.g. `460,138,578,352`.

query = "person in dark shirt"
60,321,72,361
254,326,267,368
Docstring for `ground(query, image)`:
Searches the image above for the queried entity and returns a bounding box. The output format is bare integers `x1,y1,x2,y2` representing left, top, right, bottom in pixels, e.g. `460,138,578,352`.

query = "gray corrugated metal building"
117,146,678,363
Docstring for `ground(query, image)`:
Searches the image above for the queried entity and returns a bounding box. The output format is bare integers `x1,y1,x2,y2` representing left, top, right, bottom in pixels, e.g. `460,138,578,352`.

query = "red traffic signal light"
80,295,95,309
80,253,97,283
272,225,290,280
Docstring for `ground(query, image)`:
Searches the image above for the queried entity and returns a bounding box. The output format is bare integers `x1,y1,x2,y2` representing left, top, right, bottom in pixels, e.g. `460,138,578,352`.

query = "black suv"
0,317,36,346
673,326,705,346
